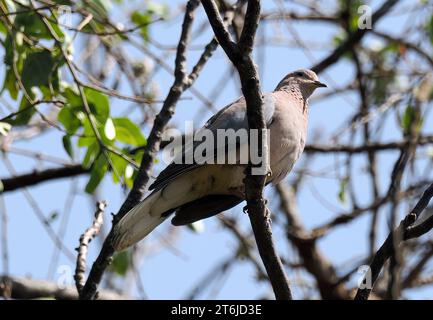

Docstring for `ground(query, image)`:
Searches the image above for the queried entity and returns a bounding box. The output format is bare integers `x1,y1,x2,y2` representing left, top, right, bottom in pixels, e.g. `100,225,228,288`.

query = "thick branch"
1,165,88,193
238,0,260,53
201,0,292,300
200,0,240,61
0,275,126,300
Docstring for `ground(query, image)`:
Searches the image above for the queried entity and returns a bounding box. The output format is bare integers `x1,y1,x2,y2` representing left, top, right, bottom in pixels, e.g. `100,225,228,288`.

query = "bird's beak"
313,80,327,88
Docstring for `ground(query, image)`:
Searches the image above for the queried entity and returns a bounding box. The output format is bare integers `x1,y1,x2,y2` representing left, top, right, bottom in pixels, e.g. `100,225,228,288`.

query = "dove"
112,69,326,251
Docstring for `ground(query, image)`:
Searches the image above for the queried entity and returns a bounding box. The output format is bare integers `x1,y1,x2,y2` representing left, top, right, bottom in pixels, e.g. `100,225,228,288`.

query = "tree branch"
1,165,88,193
371,30,433,68
79,0,221,300
201,0,292,300
0,275,126,300
74,201,106,295
200,0,240,61
276,183,350,299
355,182,433,300
304,135,433,154
260,11,338,23
312,0,399,74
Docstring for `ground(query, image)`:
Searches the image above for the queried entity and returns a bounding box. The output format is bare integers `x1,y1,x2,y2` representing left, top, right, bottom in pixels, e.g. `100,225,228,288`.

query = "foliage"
0,0,169,193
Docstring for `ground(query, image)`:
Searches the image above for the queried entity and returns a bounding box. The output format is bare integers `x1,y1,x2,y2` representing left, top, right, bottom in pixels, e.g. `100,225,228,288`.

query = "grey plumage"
112,69,326,251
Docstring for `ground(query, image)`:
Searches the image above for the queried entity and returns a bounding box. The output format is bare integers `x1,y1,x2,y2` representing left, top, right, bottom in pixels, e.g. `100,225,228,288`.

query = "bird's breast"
268,101,307,184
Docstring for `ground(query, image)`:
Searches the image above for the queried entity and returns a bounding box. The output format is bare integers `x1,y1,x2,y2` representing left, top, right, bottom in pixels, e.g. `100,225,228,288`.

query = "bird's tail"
112,190,167,251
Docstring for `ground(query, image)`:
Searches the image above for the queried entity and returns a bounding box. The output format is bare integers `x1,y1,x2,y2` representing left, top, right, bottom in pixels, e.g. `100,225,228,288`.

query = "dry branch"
74,201,106,295
355,183,433,300
201,0,292,300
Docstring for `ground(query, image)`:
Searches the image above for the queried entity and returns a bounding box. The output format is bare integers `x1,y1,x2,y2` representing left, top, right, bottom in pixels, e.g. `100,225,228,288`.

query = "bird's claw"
243,198,268,214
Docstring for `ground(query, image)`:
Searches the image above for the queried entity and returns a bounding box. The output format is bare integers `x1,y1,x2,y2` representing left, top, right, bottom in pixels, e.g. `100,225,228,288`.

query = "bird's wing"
148,94,276,192
171,195,243,226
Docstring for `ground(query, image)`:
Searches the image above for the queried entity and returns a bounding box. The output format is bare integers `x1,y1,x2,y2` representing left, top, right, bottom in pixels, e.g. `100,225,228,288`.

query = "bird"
112,69,326,251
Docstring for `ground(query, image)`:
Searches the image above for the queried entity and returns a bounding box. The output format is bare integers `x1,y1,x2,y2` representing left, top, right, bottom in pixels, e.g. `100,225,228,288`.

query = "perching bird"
112,69,326,251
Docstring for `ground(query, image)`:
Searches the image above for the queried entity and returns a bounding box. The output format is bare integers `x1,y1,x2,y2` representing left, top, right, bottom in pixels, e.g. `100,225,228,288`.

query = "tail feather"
111,165,246,251
112,191,167,251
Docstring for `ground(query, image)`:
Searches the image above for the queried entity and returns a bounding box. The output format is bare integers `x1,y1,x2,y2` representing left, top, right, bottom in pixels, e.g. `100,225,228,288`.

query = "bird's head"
275,69,327,99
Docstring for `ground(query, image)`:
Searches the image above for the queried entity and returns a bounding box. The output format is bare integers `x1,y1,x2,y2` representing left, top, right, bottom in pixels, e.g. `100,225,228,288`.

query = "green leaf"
401,105,415,134
129,3,168,43
85,154,108,193
0,21,6,34
48,211,59,223
84,87,109,124
0,122,12,136
113,117,146,146
338,178,349,204
133,150,144,165
3,34,16,68
0,180,3,193
48,19,65,40
108,152,127,184
131,11,150,25
2,69,19,100
21,50,57,91
58,107,81,134
109,251,131,276
62,86,82,108
82,142,99,168
12,95,36,125
131,11,151,41
62,134,74,159
14,9,50,39
78,117,97,147
87,0,112,18
104,118,116,140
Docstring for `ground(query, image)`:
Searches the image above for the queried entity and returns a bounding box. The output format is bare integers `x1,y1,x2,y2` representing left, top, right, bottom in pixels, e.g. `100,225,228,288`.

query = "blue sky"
1,0,433,299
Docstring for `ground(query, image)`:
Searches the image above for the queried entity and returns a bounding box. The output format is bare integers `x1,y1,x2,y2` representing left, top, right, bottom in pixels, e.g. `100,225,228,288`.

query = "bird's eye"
296,72,304,77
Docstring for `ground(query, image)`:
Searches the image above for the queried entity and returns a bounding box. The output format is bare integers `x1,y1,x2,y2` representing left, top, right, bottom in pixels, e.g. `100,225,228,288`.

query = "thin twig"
74,201,106,295
355,182,433,300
